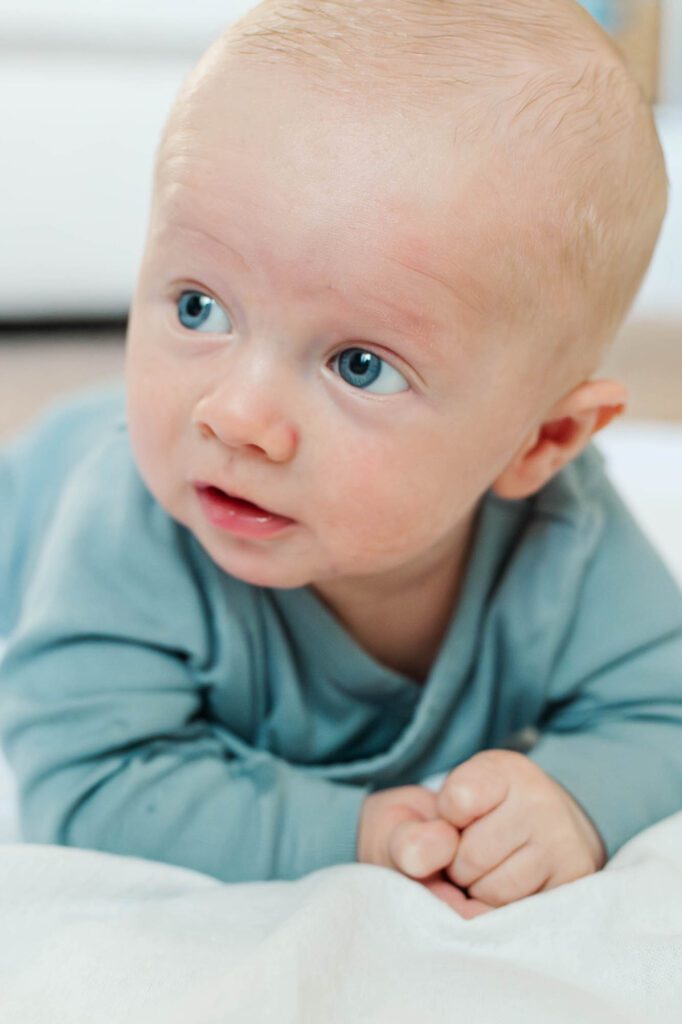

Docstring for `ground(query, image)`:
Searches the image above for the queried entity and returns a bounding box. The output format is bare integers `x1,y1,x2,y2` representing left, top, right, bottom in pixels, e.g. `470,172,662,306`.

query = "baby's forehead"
163,25,615,244
155,104,539,351
151,0,666,402
156,5,646,356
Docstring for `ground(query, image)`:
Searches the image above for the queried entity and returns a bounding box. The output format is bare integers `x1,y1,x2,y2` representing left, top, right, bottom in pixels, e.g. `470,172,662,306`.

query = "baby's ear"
491,378,627,501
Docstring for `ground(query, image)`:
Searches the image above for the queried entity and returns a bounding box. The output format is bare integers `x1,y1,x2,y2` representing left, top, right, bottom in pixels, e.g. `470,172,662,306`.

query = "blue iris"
176,290,408,394
332,348,409,394
177,291,231,333
336,349,382,388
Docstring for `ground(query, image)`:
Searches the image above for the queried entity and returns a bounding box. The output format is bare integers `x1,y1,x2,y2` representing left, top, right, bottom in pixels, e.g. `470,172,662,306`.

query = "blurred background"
0,2,680,526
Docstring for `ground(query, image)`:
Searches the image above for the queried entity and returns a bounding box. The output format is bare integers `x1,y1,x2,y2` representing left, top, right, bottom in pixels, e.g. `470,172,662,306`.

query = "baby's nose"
192,390,298,463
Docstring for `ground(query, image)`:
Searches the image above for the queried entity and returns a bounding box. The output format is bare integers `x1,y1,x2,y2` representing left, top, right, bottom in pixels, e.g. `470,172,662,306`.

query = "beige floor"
0,327,127,443
0,317,680,443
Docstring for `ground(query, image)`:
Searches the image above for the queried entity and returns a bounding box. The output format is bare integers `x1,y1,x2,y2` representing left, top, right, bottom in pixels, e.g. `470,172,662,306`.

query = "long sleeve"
525,459,682,862
0,429,369,882
0,383,127,637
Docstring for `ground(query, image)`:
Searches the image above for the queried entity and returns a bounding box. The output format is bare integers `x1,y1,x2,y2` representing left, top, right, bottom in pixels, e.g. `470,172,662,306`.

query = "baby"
1,0,681,921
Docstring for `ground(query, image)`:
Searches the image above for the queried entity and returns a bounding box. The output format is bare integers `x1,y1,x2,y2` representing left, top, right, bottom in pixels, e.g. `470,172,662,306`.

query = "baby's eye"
177,290,232,333
330,348,409,395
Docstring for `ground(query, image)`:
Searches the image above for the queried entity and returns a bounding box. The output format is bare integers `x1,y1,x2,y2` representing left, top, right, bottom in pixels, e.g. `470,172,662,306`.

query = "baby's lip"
194,481,292,520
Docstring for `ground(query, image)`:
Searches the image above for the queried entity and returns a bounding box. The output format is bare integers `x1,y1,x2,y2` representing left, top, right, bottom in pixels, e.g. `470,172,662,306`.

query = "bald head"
155,0,668,398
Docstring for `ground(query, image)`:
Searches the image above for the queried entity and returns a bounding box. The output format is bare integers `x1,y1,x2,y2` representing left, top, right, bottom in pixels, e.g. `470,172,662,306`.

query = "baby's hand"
434,749,607,908
357,784,459,877
356,784,497,918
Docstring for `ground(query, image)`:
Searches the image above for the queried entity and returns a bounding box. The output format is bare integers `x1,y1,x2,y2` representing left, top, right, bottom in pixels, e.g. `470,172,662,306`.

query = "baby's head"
124,0,667,600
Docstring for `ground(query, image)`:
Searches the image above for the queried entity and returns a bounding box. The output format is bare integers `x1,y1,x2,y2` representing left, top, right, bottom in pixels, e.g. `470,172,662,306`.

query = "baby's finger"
388,817,459,879
467,842,552,908
420,875,497,919
444,801,529,889
436,751,510,830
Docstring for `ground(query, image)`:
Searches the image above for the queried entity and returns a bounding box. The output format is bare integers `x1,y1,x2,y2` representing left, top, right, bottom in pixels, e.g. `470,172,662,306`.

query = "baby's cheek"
128,354,174,442
126,382,176,502
321,456,438,561
127,386,155,465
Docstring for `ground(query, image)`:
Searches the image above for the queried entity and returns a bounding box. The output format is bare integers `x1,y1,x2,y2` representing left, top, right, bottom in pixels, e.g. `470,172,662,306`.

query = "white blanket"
0,812,681,1023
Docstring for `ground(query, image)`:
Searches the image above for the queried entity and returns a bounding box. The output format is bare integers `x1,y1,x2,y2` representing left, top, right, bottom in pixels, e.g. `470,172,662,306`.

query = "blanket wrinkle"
0,812,680,1023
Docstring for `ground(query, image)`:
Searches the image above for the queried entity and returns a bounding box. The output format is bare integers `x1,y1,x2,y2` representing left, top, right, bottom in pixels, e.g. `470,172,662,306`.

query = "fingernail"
452,785,473,812
401,843,424,877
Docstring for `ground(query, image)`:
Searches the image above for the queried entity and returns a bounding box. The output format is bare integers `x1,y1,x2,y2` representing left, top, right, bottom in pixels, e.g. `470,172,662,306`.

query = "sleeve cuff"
526,726,682,862
273,761,372,880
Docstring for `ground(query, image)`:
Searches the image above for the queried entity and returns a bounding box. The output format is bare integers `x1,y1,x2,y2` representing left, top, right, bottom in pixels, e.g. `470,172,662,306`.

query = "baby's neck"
311,507,479,684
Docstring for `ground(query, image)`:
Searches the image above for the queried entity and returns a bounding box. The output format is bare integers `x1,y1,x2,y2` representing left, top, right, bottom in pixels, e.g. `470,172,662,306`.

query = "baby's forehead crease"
381,247,489,325
154,207,484,345
160,184,501,342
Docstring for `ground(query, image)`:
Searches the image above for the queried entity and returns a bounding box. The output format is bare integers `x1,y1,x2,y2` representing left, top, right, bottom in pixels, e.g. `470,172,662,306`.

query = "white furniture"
0,0,253,320
0,1,681,321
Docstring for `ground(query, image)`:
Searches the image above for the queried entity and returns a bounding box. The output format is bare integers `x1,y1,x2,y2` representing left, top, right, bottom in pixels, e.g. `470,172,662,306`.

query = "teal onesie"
0,383,681,881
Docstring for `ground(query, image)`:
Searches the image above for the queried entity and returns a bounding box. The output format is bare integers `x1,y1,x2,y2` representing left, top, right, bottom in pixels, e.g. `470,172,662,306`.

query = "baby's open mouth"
204,486,267,514
195,483,292,523
194,483,295,536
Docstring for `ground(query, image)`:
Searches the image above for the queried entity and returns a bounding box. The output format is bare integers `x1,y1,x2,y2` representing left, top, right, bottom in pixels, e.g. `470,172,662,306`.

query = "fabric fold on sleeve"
524,449,682,861
0,427,370,882
528,703,682,861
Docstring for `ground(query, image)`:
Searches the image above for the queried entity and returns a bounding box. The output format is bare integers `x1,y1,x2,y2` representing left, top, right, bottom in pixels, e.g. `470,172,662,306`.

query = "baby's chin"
192,530,317,590
168,498,314,590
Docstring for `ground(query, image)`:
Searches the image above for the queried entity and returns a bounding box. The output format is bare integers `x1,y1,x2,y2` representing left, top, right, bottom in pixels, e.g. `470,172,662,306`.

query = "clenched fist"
434,749,607,907
356,782,496,918
356,750,607,918
357,783,458,874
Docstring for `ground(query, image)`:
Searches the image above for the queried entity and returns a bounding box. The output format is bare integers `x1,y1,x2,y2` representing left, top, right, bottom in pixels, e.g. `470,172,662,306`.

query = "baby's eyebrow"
387,253,487,324
353,279,441,344
160,215,448,350
161,219,251,275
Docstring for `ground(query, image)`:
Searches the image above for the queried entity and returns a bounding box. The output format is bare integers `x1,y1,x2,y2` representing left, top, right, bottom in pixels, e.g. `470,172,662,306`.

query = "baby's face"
125,59,550,597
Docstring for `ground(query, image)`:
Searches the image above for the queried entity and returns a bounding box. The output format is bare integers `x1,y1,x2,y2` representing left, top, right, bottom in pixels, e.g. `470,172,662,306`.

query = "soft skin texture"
437,750,606,900
125,58,627,680
359,750,606,917
184,0,668,381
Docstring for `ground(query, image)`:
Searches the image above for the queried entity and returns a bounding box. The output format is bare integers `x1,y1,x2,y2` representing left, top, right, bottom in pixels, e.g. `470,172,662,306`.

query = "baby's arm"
0,632,367,884
383,464,682,912
518,470,682,867
418,467,682,909
0,436,369,884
